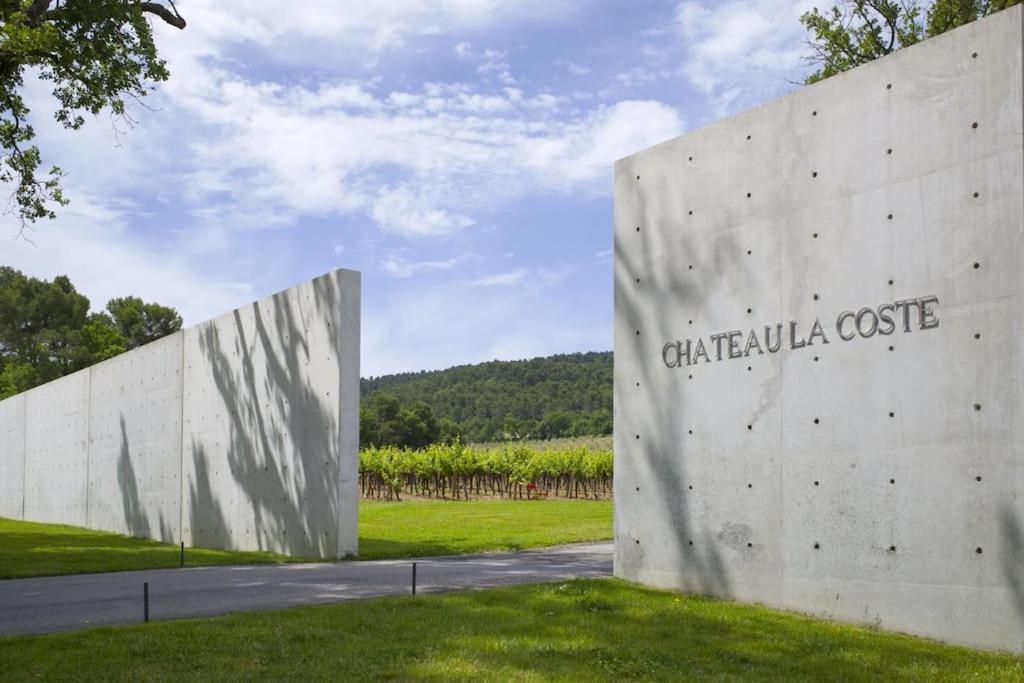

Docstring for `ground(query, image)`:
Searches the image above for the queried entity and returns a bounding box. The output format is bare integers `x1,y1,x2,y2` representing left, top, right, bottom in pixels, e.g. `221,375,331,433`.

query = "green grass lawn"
358,499,612,560
0,500,612,578
1,579,1019,681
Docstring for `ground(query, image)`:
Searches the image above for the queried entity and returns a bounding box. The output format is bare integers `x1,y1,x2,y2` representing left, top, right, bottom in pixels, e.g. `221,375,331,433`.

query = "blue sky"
4,0,823,377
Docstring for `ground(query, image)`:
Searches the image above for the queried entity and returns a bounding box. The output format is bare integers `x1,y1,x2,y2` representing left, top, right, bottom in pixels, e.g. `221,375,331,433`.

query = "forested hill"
360,351,612,443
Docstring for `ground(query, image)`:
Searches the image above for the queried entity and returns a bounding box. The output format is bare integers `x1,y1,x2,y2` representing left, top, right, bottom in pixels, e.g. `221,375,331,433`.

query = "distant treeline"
361,351,612,444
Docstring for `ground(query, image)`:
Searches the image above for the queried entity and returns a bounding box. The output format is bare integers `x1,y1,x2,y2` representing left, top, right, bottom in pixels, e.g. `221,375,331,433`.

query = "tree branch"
26,0,52,24
139,2,186,29
42,2,187,30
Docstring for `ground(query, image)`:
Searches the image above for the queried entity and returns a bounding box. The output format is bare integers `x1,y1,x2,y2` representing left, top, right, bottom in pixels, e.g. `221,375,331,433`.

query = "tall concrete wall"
0,268,360,559
181,269,360,558
613,7,1023,653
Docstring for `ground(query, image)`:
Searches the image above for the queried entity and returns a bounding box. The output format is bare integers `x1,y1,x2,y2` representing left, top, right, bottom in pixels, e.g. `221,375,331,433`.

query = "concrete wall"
613,7,1024,653
23,372,90,527
181,269,360,558
86,332,184,542
0,393,25,520
0,268,360,559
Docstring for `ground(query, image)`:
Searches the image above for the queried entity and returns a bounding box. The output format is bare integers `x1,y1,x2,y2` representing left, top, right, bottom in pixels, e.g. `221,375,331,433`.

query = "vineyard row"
359,443,613,501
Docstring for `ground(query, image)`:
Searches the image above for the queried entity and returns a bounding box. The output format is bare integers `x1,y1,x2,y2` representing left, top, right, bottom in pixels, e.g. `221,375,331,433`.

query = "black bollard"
412,562,417,595
144,582,149,623
180,542,185,568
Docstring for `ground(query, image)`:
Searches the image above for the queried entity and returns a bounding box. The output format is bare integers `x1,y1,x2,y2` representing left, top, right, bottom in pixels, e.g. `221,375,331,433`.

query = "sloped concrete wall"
0,268,359,559
613,7,1023,652
23,372,91,526
86,332,184,543
0,393,25,520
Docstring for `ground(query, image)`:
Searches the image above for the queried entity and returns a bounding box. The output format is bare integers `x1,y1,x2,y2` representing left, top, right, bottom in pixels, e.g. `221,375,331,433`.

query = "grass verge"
0,578,1020,681
0,518,303,579
0,500,612,578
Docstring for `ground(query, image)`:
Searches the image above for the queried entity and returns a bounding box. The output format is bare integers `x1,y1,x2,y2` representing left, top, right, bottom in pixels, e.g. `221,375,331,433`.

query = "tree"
73,313,127,367
106,295,182,349
0,266,90,383
538,410,572,439
0,1,186,230
0,266,180,398
801,0,1020,84
398,402,440,450
359,393,441,449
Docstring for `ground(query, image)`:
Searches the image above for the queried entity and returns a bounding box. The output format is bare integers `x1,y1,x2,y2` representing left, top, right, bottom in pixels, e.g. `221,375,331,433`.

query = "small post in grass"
412,562,417,595
144,582,149,623
180,542,185,568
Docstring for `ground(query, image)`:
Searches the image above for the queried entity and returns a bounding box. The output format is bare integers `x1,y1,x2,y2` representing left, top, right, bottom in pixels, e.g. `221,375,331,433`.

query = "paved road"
0,542,612,636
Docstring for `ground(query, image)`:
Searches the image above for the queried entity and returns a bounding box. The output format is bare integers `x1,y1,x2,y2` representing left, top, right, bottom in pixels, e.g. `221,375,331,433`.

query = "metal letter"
894,298,919,333
855,306,879,338
662,341,681,368
693,338,710,364
877,303,896,335
836,311,856,341
764,324,782,352
918,295,940,329
710,333,727,361
806,318,830,345
727,330,744,359
789,320,807,349
744,329,764,356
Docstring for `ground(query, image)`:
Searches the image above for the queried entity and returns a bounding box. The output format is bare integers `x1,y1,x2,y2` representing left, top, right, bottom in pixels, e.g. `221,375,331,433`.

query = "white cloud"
477,49,516,85
471,269,528,287
0,192,250,326
381,253,472,277
468,266,570,291
373,185,476,237
156,0,583,61
454,41,473,57
15,2,682,248
561,60,591,76
148,64,682,237
521,100,685,186
675,0,825,114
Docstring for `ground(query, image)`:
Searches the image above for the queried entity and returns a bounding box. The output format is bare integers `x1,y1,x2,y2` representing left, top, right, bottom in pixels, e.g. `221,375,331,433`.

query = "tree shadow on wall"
187,440,231,550
117,414,150,539
1001,505,1024,637
190,273,349,558
614,182,754,598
